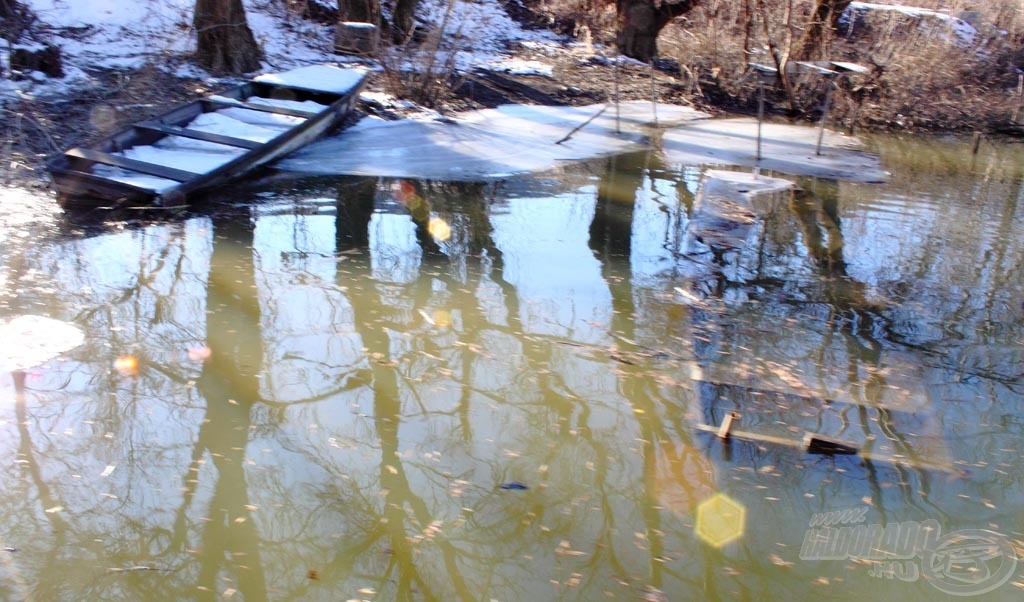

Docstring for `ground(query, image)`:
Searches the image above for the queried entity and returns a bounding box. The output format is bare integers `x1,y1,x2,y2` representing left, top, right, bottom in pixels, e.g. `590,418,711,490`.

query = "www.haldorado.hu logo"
799,507,1018,596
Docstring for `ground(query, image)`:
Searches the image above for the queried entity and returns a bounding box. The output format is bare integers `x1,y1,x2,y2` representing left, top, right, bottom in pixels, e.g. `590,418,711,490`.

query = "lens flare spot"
696,493,745,548
433,310,451,328
428,217,451,241
187,346,212,362
113,355,139,376
393,180,418,205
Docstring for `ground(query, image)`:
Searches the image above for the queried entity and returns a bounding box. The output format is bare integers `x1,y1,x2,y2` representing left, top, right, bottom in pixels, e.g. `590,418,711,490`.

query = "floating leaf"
499,482,528,491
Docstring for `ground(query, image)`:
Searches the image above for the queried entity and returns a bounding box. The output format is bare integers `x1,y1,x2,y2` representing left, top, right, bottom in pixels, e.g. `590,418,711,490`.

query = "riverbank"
0,0,1017,198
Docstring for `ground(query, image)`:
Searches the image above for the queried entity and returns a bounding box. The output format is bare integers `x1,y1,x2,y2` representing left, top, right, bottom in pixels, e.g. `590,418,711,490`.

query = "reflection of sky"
369,212,421,284
489,189,612,343
253,213,366,404
841,192,937,287
629,172,689,288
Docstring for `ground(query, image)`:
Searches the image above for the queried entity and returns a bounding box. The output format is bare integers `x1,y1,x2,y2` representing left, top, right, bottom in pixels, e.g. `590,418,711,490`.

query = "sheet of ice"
0,315,84,372
662,118,888,183
254,65,368,95
279,101,709,180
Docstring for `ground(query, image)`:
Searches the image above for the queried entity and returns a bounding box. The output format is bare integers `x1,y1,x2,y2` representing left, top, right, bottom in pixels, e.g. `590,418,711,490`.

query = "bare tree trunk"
1,0,30,42
0,0,18,19
615,0,700,62
391,0,421,43
337,0,379,24
194,0,263,74
792,0,854,60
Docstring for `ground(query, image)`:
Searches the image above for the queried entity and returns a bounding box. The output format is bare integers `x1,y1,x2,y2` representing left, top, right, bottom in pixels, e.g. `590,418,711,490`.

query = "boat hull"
49,69,368,209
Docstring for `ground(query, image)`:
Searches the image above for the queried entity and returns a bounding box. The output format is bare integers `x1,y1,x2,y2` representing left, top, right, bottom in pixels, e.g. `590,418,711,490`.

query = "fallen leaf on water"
307,570,319,580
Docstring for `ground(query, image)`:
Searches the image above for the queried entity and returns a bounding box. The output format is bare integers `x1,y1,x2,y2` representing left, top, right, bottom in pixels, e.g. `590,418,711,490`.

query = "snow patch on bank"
4,0,558,104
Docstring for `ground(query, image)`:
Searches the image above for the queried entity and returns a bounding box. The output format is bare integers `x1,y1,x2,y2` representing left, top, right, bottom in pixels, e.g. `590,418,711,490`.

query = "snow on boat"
48,65,369,208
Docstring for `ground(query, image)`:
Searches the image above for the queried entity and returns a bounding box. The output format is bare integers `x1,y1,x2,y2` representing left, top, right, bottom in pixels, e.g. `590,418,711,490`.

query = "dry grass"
539,0,1024,132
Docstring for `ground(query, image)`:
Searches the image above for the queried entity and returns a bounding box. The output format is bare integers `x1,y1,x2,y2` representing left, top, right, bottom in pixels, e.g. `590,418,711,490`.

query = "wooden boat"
48,65,369,208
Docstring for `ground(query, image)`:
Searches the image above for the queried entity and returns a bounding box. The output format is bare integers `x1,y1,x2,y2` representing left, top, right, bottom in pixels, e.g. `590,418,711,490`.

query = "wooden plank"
204,98,319,118
792,61,839,76
830,61,870,74
803,433,859,455
137,122,263,150
65,148,196,182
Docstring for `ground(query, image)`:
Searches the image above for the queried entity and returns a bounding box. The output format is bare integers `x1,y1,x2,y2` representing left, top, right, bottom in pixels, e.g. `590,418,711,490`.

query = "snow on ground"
279,101,709,180
841,2,979,47
2,0,557,103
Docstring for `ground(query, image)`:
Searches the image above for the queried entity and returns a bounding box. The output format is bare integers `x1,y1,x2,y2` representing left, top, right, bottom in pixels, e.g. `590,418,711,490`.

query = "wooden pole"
756,80,765,161
649,60,658,125
614,55,621,134
815,78,835,156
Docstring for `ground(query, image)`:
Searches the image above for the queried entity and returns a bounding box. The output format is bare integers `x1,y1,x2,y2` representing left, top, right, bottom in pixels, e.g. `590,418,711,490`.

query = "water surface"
1,135,1023,600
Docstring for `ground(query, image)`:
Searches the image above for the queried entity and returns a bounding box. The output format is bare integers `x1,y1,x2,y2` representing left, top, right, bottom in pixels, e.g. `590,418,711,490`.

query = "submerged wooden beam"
695,423,958,473
803,433,858,455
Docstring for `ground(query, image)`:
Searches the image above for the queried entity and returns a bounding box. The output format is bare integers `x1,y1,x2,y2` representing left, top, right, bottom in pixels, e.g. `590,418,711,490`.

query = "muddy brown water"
1,133,1023,601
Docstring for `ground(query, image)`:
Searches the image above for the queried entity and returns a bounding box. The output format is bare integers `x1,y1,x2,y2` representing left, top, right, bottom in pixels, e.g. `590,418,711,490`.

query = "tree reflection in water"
2,141,1024,601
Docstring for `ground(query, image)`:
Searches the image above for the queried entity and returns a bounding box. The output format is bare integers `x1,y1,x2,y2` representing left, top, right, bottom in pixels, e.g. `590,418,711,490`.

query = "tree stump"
9,44,63,78
335,22,377,57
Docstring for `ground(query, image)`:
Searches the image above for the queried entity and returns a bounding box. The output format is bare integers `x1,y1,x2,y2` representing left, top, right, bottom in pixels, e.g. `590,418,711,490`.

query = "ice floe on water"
280,103,887,183
279,101,708,180
662,117,889,183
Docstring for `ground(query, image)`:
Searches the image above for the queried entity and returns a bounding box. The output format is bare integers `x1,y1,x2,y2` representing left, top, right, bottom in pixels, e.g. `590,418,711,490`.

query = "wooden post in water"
749,63,779,162
756,80,765,161
815,78,835,156
614,55,621,134
649,60,658,126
